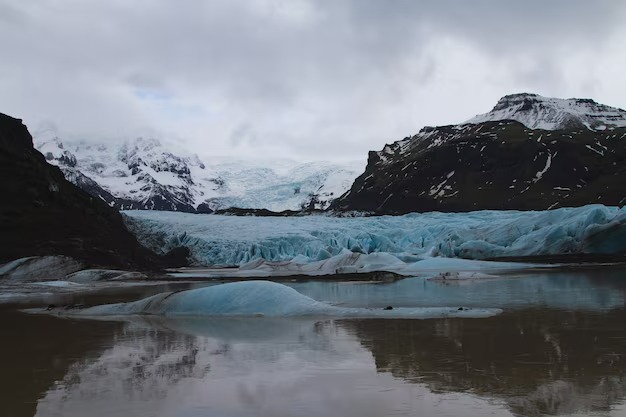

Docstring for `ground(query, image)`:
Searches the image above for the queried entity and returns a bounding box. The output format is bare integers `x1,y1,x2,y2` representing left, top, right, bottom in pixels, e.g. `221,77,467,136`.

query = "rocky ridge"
0,112,186,268
332,94,626,214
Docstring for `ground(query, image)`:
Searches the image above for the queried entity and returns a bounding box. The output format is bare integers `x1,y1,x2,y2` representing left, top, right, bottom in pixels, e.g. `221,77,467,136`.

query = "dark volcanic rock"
213,207,324,217
0,112,183,269
161,246,191,268
332,121,626,214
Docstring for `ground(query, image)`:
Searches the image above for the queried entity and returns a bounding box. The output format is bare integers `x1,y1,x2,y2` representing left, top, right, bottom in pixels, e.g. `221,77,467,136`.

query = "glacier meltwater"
124,204,626,271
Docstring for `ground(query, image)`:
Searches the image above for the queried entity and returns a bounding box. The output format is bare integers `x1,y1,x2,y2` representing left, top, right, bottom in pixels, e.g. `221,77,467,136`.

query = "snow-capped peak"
33,134,363,213
466,93,626,131
38,135,78,167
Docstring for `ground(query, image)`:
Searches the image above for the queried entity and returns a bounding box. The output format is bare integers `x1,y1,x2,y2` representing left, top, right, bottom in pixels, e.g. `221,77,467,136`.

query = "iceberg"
62,280,502,319
0,256,83,281
33,280,85,288
169,251,529,278
65,269,147,283
124,205,626,270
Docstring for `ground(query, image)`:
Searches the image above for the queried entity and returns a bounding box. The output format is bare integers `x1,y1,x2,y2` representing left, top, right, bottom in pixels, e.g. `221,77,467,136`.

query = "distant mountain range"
332,93,626,213
32,93,626,214
35,131,363,213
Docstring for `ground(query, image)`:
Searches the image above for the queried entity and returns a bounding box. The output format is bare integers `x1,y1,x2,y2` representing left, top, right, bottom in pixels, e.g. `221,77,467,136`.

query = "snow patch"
533,153,552,183
585,144,604,156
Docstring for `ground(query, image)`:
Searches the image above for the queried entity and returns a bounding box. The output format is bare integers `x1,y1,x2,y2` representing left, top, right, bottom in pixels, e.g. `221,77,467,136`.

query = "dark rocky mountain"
332,116,626,214
0,112,187,268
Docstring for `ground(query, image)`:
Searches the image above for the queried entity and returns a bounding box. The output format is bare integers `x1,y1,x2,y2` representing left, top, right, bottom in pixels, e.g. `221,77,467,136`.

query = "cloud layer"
1,0,625,161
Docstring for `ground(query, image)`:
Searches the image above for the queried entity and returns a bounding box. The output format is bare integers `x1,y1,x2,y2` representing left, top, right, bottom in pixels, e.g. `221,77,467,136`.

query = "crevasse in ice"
123,204,626,266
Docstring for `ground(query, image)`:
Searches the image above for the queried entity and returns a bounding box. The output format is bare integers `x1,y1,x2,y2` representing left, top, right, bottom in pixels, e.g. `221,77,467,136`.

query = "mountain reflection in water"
1,307,623,417
347,309,626,416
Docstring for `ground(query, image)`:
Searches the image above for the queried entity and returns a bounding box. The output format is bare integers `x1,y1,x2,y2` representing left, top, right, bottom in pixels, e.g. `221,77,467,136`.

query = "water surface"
2,268,626,417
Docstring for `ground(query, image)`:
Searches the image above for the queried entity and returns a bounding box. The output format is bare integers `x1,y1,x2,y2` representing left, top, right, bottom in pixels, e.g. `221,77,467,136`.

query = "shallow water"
2,268,626,417
290,268,626,311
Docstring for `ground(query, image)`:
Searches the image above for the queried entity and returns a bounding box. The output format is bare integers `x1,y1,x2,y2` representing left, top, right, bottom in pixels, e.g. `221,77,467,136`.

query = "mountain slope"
0,112,180,268
333,94,626,214
35,132,362,213
466,93,626,131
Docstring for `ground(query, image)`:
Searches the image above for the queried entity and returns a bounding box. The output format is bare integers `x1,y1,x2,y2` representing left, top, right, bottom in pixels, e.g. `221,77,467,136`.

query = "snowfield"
124,204,626,272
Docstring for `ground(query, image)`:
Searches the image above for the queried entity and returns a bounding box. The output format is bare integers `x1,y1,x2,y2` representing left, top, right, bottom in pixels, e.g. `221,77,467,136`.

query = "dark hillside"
0,112,185,268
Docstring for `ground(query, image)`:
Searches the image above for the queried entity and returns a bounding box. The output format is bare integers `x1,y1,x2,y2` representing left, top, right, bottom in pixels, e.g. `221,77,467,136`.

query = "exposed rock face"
0,112,181,268
332,120,626,214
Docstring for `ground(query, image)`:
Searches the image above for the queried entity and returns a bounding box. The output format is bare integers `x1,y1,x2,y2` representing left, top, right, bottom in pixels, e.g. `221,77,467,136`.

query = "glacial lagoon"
2,267,626,417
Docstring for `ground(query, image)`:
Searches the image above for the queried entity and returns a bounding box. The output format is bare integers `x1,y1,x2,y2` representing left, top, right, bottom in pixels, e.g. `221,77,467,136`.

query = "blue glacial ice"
123,205,626,273
66,280,502,319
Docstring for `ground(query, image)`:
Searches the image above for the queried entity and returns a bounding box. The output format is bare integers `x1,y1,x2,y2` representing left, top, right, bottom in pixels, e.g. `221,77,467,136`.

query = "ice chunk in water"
68,281,502,319
66,269,146,283
0,256,83,281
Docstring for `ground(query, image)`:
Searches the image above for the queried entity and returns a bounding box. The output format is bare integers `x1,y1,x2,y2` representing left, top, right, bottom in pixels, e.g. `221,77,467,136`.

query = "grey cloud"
230,123,258,148
0,0,625,161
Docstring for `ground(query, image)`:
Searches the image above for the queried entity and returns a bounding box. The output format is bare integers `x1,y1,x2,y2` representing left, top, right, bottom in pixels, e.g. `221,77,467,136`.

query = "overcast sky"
2,0,626,162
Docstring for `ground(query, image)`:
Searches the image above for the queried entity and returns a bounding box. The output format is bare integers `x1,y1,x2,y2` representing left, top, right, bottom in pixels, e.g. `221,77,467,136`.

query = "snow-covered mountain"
466,93,626,131
333,94,626,214
35,130,363,213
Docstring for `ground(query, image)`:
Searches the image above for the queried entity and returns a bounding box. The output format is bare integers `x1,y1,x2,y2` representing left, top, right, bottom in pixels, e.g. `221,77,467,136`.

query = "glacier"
60,280,502,319
124,204,626,272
